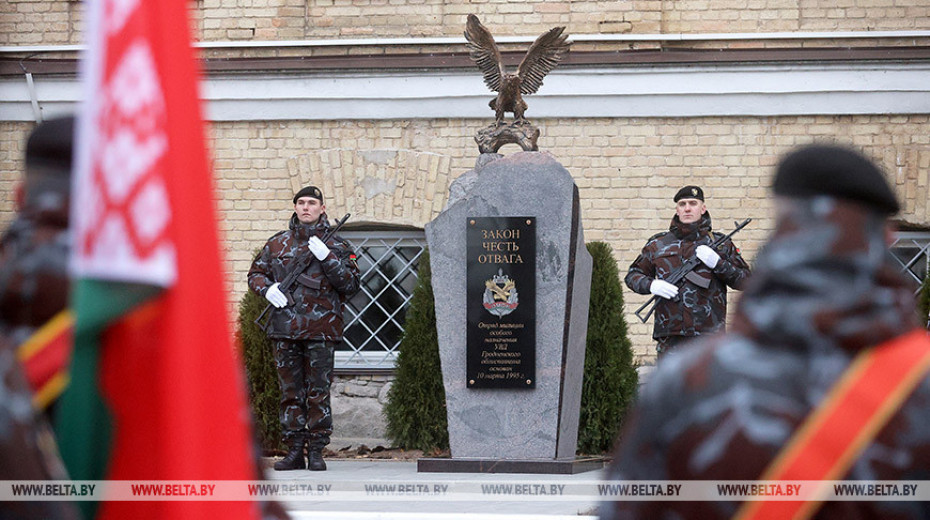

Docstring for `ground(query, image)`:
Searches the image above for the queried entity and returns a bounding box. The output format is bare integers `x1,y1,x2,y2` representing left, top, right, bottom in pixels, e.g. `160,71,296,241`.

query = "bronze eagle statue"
464,14,570,123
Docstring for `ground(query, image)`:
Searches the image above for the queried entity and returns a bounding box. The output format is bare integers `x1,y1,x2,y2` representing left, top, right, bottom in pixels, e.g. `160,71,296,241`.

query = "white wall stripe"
3,62,929,122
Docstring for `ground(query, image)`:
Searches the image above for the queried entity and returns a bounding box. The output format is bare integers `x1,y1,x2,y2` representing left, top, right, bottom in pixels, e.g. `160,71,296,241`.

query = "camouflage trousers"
273,340,335,449
655,335,694,360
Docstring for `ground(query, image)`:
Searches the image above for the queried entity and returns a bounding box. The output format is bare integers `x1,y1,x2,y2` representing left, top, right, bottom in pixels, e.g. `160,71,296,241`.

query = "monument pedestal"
424,151,593,473
417,457,606,475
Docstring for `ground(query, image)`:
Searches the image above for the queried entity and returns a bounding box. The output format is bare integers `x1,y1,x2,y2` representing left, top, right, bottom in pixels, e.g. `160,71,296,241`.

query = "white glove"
307,236,331,261
265,283,288,308
695,245,720,269
650,279,679,300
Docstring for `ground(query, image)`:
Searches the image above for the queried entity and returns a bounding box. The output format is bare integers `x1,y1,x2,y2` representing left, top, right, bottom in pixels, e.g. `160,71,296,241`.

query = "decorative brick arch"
286,149,454,228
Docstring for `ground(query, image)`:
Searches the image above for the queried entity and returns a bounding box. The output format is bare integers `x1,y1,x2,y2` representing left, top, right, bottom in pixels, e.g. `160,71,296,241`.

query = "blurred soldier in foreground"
602,144,930,520
0,116,79,519
249,186,359,471
626,186,750,358
1,117,72,351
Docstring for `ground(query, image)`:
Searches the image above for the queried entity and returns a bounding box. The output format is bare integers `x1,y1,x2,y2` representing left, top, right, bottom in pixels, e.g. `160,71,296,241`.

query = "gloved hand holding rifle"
254,213,351,331
635,218,751,323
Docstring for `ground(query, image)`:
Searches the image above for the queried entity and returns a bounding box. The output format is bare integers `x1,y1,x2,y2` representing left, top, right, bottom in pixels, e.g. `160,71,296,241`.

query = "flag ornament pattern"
72,3,175,287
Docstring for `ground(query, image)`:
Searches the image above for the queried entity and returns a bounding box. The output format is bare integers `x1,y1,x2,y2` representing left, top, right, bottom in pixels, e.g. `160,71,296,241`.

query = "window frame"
336,229,426,372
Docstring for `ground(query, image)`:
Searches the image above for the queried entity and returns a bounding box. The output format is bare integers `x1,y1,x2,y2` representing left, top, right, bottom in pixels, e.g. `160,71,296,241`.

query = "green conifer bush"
236,263,284,453
383,249,449,451
577,241,639,454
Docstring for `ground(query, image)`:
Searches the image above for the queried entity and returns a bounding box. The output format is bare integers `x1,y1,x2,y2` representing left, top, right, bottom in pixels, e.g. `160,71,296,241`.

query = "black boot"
274,439,306,471
307,448,326,471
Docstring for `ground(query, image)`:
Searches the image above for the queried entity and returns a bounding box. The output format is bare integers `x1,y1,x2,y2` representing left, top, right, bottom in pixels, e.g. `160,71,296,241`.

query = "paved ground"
263,459,603,520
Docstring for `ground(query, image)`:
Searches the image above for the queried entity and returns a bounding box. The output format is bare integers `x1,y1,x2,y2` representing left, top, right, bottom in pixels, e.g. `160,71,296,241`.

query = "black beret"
293,186,324,204
674,185,704,202
773,144,899,215
26,115,75,171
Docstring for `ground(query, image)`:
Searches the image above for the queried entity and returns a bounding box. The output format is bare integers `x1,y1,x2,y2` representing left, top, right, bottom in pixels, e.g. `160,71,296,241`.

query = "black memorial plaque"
466,217,536,389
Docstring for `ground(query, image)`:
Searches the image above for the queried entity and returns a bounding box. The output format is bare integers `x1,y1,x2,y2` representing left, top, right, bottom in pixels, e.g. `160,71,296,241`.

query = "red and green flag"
55,0,261,518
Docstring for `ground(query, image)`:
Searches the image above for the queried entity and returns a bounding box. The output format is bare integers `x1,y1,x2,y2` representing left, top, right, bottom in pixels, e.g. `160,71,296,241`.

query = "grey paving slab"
263,459,603,519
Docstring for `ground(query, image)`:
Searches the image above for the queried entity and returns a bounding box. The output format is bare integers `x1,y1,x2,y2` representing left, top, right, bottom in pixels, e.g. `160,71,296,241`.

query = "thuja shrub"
236,257,284,453
383,249,449,451
577,241,639,454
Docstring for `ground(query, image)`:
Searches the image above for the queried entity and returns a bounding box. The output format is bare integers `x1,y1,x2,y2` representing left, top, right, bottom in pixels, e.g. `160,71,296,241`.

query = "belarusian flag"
55,0,261,519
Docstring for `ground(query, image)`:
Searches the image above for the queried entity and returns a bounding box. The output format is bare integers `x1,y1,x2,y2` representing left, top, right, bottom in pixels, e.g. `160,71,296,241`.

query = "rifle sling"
684,270,711,289
297,273,322,290
733,330,930,520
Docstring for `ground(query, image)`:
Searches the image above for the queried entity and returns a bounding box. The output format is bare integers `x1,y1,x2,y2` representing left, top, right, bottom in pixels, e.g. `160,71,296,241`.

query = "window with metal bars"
337,230,426,371
890,231,930,295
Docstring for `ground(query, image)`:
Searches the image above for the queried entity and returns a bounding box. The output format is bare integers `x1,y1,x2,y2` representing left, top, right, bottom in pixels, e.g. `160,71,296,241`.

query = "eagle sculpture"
464,14,570,123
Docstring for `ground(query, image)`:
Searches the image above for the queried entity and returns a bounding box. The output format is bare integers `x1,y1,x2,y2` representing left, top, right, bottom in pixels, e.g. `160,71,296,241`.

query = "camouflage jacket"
248,214,360,341
0,206,70,347
625,212,750,339
0,199,80,519
602,198,927,520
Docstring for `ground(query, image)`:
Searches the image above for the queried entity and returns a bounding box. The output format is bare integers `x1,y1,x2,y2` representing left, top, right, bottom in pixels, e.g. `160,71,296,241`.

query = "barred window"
337,229,426,371
890,231,930,295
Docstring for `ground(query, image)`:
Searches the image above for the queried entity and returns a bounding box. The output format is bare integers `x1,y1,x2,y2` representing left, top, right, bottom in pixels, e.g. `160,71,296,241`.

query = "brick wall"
0,123,31,221
0,0,83,46
4,1,929,46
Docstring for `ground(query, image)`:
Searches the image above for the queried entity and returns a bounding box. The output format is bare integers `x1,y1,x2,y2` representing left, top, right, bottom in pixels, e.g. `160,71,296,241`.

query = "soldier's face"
676,198,706,224
295,196,325,224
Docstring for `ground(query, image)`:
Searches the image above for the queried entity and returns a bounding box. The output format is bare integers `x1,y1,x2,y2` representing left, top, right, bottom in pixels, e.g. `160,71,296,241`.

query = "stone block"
426,151,591,461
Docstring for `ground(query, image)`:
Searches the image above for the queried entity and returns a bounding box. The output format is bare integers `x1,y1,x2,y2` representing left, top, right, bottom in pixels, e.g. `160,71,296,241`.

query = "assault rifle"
634,218,751,324
254,213,351,332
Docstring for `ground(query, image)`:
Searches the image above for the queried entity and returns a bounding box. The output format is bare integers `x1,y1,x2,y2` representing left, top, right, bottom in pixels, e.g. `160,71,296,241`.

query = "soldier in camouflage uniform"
602,145,927,520
248,186,360,471
0,116,80,519
0,117,72,353
626,186,751,358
